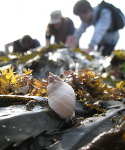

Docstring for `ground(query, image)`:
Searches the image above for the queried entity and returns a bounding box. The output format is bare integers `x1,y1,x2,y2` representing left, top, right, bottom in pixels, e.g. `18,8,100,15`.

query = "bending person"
5,35,40,54
45,10,75,46
68,0,121,56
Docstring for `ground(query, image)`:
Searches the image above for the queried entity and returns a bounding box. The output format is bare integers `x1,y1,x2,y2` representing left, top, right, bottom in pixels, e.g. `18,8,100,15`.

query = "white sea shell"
47,72,76,119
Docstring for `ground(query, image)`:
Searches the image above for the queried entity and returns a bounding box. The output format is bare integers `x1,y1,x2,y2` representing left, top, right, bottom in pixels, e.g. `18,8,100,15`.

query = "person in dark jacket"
5,35,40,54
45,10,75,46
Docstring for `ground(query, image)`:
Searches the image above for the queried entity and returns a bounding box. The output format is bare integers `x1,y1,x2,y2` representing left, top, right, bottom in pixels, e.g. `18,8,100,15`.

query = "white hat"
50,10,62,24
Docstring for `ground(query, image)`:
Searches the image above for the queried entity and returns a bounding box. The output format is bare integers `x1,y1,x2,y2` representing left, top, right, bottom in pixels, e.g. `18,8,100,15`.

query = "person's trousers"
97,30,119,56
97,44,116,56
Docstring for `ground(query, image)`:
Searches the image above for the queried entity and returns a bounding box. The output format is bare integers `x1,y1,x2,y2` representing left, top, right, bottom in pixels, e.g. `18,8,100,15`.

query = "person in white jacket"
67,0,120,56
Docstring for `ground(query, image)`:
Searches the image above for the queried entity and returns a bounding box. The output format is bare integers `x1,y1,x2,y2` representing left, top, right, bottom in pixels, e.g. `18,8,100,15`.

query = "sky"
0,0,125,51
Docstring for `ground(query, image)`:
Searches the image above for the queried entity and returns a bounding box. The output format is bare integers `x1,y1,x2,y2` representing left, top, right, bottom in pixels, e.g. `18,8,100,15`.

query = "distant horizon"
0,0,125,51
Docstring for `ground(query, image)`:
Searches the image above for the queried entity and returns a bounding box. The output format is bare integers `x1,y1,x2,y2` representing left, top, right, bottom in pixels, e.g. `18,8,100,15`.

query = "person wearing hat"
5,35,41,54
45,10,75,46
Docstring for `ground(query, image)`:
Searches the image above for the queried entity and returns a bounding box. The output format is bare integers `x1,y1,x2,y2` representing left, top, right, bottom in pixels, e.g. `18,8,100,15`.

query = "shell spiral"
47,72,76,119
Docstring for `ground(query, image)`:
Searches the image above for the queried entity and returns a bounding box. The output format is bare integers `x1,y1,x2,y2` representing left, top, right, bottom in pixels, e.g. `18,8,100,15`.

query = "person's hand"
65,36,79,47
84,46,93,54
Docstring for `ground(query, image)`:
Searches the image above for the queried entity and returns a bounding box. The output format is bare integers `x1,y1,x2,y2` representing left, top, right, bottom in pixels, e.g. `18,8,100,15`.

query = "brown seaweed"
63,70,125,102
0,47,125,150
6,103,125,150
81,120,125,150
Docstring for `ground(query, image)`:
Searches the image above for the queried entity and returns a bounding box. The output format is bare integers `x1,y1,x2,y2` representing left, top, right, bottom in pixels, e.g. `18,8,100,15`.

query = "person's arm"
85,46,94,54
89,8,112,48
65,18,75,46
5,42,14,55
45,39,50,46
65,36,79,47
45,24,52,46
66,22,88,47
34,39,41,47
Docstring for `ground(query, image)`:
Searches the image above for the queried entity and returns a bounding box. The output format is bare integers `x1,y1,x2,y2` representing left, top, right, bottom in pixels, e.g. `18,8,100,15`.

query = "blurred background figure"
5,35,41,54
45,10,75,46
67,0,125,56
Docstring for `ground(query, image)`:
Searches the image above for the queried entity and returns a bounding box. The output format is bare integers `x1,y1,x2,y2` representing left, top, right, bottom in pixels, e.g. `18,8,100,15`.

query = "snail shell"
47,72,76,119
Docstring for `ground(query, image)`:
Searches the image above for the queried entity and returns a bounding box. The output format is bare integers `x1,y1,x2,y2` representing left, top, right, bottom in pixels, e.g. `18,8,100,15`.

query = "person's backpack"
96,0,125,32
